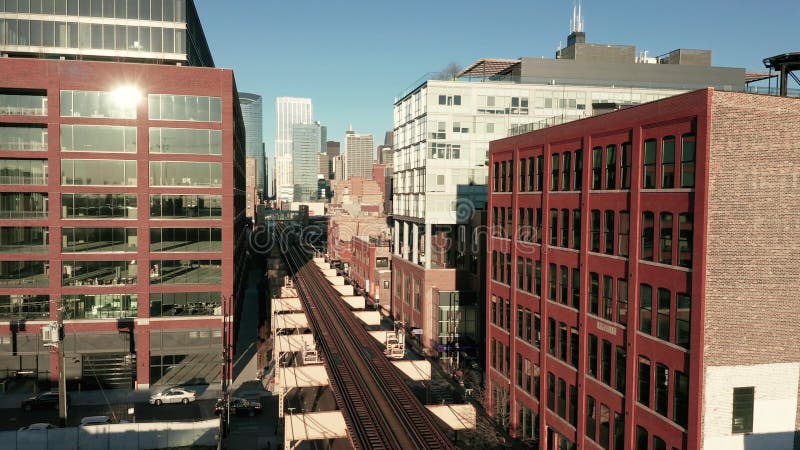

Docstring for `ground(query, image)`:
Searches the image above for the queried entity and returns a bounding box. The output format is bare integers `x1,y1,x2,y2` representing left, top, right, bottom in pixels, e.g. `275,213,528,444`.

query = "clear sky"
195,0,799,159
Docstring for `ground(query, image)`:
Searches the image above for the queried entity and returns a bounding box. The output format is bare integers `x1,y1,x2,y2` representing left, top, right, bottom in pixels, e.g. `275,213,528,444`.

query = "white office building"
275,97,313,203
345,128,373,180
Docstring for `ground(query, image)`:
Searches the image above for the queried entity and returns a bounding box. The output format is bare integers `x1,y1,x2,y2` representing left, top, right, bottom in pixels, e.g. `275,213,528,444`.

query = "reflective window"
149,194,222,219
150,227,222,252
60,90,137,119
0,260,49,287
0,159,48,185
62,193,137,219
61,159,137,186
149,291,222,317
0,192,47,218
149,259,222,285
149,127,221,155
62,227,137,252
0,226,48,253
61,124,137,152
0,92,47,116
149,161,221,187
62,260,137,286
0,125,48,150
148,94,222,122
0,294,50,320
63,293,137,319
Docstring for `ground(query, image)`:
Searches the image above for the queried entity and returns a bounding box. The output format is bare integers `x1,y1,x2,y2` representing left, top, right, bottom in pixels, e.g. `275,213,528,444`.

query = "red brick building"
486,89,800,450
350,235,391,310
0,58,246,390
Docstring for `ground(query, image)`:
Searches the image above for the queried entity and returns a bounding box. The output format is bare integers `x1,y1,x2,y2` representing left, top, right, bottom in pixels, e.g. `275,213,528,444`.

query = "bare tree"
437,62,463,81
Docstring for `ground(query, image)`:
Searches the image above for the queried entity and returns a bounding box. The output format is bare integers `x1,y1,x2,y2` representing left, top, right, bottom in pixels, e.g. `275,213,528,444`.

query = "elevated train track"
280,227,454,450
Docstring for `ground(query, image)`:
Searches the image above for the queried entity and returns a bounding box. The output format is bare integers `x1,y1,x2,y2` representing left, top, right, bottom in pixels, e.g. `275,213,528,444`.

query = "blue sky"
195,0,799,159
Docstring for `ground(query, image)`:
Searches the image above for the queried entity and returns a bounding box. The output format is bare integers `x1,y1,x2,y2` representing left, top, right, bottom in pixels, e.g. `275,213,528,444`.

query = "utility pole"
44,298,67,427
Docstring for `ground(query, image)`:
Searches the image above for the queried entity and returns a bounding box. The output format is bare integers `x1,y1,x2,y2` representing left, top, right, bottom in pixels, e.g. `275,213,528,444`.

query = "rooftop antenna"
571,0,584,33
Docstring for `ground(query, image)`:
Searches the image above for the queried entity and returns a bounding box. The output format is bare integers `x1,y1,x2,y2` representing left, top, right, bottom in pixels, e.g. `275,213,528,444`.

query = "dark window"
574,149,583,190
592,146,602,189
501,161,507,192
617,279,628,326
560,266,568,305
550,209,558,246
636,426,649,450
618,211,629,257
562,152,571,190
614,413,625,450
528,157,535,191
605,145,616,189
547,372,555,411
655,363,669,416
643,139,656,189
525,258,533,292
534,314,541,348
604,210,615,255
589,272,599,315
586,395,597,440
599,404,611,450
517,306,523,338
559,323,567,361
572,209,581,250
591,210,601,252
549,263,557,301
569,384,578,426
570,328,579,368
638,357,651,407
535,261,541,296
602,275,613,320
551,154,560,191
640,284,653,334
661,136,675,188
571,268,581,309
653,436,667,450
676,293,691,349
561,209,570,247
588,334,598,377
507,161,514,193
548,318,556,356
678,213,693,268
517,256,524,290
681,134,696,188
493,162,499,192
516,353,523,387
601,339,612,384
536,156,544,191
557,377,567,418
519,158,527,192
621,143,632,189
657,288,671,341
660,212,673,265
675,371,690,428
615,346,626,393
641,211,654,261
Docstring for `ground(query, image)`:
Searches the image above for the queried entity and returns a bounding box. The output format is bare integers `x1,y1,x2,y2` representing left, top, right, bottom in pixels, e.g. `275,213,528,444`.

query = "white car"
148,387,196,405
19,423,56,431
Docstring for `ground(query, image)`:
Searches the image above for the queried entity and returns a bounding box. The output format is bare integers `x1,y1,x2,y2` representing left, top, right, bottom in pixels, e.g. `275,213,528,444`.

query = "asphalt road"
0,399,218,430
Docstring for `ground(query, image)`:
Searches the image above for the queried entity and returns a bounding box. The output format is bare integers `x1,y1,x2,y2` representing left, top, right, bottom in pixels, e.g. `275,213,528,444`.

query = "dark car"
214,397,263,417
21,392,71,411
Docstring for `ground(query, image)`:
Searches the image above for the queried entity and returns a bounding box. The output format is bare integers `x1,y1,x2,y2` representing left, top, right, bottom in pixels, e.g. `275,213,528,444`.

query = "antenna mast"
571,0,584,33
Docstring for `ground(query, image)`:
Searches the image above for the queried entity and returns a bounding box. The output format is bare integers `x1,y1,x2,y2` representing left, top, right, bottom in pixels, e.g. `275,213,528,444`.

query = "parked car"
79,416,112,426
21,392,70,411
148,387,196,406
18,423,56,431
214,397,263,417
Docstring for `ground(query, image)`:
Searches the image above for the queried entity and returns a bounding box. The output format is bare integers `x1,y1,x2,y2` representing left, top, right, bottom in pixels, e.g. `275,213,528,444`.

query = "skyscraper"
292,122,323,201
275,97,313,203
345,128,373,180
239,92,264,198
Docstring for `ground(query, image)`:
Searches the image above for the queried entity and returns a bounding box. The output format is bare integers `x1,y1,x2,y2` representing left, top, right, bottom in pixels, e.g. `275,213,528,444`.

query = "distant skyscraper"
333,155,345,181
275,97,313,203
245,157,257,219
327,141,341,157
239,92,264,197
292,122,323,201
345,128,374,180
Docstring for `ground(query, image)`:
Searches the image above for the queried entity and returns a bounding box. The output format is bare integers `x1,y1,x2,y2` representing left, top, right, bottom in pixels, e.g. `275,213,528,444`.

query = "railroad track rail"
281,231,454,450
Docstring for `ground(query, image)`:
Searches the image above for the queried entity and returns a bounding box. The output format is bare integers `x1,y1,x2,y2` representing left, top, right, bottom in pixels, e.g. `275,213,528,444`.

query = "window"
605,145,616,189
493,162,499,192
588,334,598,377
681,134,696,188
61,124,137,153
64,293,137,319
551,154,560,191
501,162,507,192
62,227,137,252
591,210,601,252
601,340,612,384
525,258,533,292
638,357,651,407
150,128,222,155
574,149,583,190
560,266,568,305
592,146,602,189
151,227,223,252
657,289,671,341
527,157,535,191
557,377,567,418
678,213,693,268
547,372,556,411
519,158,527,191
571,268,580,309
550,209,558,246
572,209,581,250
602,276,613,320
525,309,532,343
615,346,626,393
534,314,541,348
559,323,567,361
150,259,222,285
0,192,48,219
535,261,541,296
604,210,615,255
536,156,544,191
643,139,656,189
586,395,597,440
535,208,542,244
548,318,556,355
614,413,625,450
549,264,557,300
636,426,648,450
599,404,610,450
516,353,523,387
150,194,222,219
562,152,571,190
618,212,629,257
148,94,221,122
149,161,222,187
660,212,673,265
653,436,667,450
589,273,599,315
61,159,136,186
655,363,669,416
617,279,628,326
516,306,524,338
661,137,675,188
641,212,654,261
561,209,570,247
61,90,137,119
517,256,524,290
0,159,48,185
569,385,578,426
0,226,48,253
621,143,631,189
676,293,691,349
640,284,652,334
570,328,579,368
675,371,690,428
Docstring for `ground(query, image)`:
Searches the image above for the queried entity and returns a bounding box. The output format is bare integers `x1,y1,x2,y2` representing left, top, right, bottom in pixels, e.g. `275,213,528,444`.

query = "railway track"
281,234,454,450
